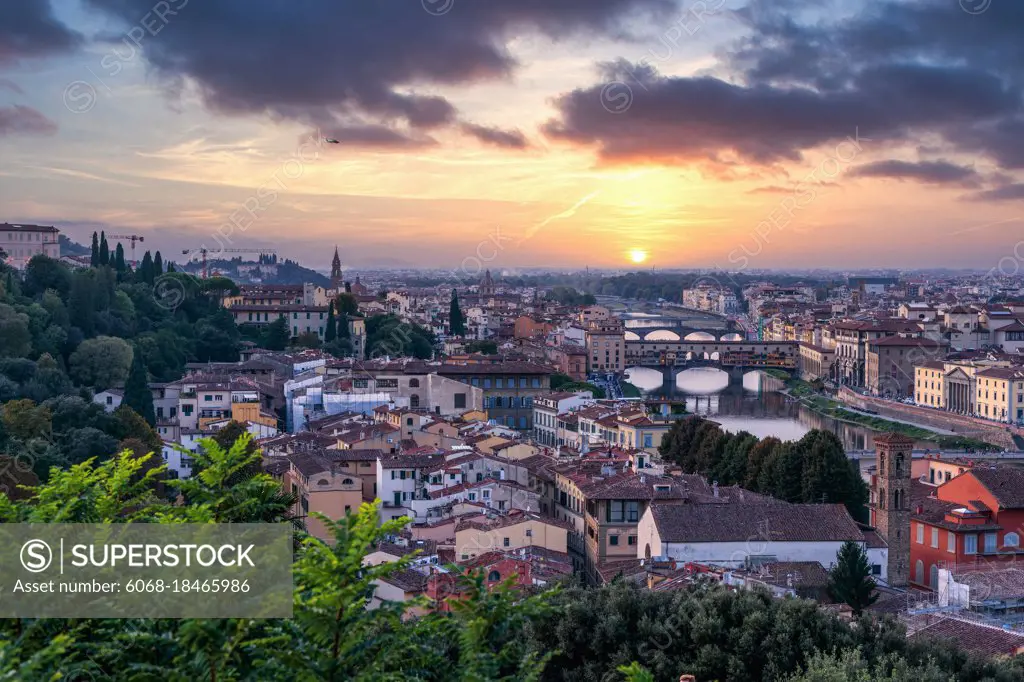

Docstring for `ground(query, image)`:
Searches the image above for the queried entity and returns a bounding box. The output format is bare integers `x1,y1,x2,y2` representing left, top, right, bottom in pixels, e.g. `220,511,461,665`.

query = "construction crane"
182,247,278,279
107,234,145,266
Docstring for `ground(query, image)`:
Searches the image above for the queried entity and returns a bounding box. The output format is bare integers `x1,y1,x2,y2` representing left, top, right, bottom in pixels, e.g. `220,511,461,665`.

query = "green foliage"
829,541,878,615
69,335,133,389
335,292,359,316
544,286,596,306
325,301,337,342
0,303,31,357
465,340,497,354
450,290,466,336
365,314,435,360
123,346,156,426
261,317,290,351
660,416,869,516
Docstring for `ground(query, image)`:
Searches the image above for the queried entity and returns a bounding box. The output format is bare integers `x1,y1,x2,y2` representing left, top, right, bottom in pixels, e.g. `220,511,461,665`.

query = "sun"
628,248,648,264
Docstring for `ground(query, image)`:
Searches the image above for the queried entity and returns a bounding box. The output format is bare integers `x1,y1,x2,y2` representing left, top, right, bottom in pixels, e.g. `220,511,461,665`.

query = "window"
916,523,924,544
454,393,466,409
483,379,492,388
607,500,639,523
519,377,527,387
931,528,938,548
409,378,420,388
627,535,637,546
468,492,476,501
525,529,532,537
482,489,490,499
487,570,501,582
609,535,619,546
496,378,503,388
503,537,510,547
984,532,997,553
1005,532,1020,549
947,532,956,553
964,534,978,554
915,560,924,584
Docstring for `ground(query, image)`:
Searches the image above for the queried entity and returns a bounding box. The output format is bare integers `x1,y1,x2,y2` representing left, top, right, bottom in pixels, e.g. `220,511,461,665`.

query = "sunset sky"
2,0,1024,271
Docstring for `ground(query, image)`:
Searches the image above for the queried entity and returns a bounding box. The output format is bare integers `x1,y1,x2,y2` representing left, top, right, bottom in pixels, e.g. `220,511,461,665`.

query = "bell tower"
872,432,913,587
330,246,343,291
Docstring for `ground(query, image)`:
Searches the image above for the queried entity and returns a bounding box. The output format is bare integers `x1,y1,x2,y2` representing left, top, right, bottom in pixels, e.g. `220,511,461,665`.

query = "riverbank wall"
837,387,1020,450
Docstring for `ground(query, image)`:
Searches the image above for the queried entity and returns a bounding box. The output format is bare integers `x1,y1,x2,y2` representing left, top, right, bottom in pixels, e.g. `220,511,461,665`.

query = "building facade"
1,223,60,269
869,433,913,587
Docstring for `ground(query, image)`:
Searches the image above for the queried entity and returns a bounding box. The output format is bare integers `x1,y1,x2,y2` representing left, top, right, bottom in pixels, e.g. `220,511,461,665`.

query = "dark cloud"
0,105,57,136
460,122,528,149
544,0,1024,187
0,0,81,65
83,0,672,147
849,160,982,186
542,59,1014,167
970,184,1024,202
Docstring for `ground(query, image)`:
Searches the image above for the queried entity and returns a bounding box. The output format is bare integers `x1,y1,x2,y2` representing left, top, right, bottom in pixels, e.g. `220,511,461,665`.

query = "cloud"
460,122,529,149
969,183,1024,202
0,78,23,94
83,0,672,147
0,0,81,66
848,160,982,186
0,105,57,136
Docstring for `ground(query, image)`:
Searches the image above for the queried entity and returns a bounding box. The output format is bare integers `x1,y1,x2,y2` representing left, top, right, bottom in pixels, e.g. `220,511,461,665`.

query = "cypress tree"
99,231,109,266
90,231,99,267
324,301,337,342
124,347,156,427
114,243,127,274
167,262,176,273
153,251,163,275
828,541,878,615
338,312,350,339
449,290,465,336
140,251,154,283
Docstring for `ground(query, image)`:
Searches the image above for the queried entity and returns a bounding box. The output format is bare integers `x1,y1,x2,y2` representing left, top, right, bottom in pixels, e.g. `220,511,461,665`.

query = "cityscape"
3,1,1024,681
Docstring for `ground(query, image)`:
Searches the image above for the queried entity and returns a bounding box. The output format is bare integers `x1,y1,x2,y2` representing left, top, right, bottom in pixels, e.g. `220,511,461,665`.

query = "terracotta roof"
969,467,1024,509
756,561,830,589
650,502,863,543
380,568,428,593
379,453,446,469
907,614,1024,658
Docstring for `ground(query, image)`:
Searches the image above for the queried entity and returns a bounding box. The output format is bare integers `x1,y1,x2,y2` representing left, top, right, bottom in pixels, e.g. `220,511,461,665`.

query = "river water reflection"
624,366,937,451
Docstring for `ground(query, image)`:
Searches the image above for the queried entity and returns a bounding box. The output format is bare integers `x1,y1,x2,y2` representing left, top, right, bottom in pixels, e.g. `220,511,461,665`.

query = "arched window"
929,564,938,588
316,478,329,486
915,560,924,585
487,570,501,582
879,453,886,474
342,478,354,485
409,378,420,388
645,544,652,561
894,454,904,476
410,394,420,408
1005,532,1020,549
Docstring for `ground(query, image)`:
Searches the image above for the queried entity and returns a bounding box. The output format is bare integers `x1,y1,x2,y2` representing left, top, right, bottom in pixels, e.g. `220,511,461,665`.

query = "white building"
92,389,123,413
0,223,60,269
533,391,594,446
637,501,878,574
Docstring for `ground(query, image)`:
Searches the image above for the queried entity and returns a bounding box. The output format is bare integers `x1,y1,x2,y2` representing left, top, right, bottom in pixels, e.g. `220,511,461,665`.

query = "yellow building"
454,511,569,560
975,367,1024,423
914,362,946,409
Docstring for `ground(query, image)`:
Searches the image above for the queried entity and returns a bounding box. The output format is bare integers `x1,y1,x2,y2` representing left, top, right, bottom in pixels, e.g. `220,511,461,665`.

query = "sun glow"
628,248,648,264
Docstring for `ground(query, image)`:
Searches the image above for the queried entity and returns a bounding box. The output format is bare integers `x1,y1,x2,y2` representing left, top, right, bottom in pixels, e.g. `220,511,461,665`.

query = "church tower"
480,269,495,297
330,246,343,291
871,432,914,587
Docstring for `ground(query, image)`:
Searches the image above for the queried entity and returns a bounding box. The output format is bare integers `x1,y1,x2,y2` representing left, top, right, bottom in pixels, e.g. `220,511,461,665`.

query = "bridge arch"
624,330,641,341
683,331,716,341
719,332,743,341
644,329,681,341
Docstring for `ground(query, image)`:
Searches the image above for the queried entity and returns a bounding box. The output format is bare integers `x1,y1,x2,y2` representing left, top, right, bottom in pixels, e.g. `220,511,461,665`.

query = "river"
624,366,938,451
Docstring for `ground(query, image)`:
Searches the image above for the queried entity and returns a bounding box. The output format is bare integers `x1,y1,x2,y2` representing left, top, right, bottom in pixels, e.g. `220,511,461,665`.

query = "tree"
153,250,163,275
0,304,32,358
68,336,133,389
828,540,878,616
335,292,359,316
23,255,72,299
139,251,154,284
114,243,126,274
295,331,321,348
324,301,336,343
449,290,465,336
123,347,155,426
464,340,497,354
90,231,99,267
0,399,52,441
99,231,109,266
261,317,290,351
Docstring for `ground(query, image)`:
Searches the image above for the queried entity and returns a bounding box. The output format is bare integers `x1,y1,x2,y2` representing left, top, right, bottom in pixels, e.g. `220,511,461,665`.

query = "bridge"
625,340,799,379
624,327,747,342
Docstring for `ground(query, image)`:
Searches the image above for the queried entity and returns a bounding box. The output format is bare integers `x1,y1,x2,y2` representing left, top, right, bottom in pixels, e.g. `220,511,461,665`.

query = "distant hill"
182,257,330,287
60,235,91,256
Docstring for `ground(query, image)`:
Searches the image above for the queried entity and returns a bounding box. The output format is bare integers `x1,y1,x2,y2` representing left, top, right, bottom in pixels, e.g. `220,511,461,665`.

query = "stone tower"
330,246,343,291
480,269,495,297
872,432,914,588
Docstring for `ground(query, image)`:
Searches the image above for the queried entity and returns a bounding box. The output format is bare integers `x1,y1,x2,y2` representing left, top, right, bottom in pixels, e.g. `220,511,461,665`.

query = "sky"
1,0,1024,272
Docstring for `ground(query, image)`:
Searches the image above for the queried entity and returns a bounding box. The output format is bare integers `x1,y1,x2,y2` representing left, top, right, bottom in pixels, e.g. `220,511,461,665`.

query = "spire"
330,246,343,289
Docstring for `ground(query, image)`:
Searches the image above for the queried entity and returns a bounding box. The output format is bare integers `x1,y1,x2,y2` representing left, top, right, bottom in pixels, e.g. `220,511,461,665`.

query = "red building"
424,552,534,612
911,467,1024,590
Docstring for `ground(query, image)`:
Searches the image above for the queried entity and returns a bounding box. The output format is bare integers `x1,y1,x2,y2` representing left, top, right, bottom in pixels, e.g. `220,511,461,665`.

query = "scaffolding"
907,561,1024,631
